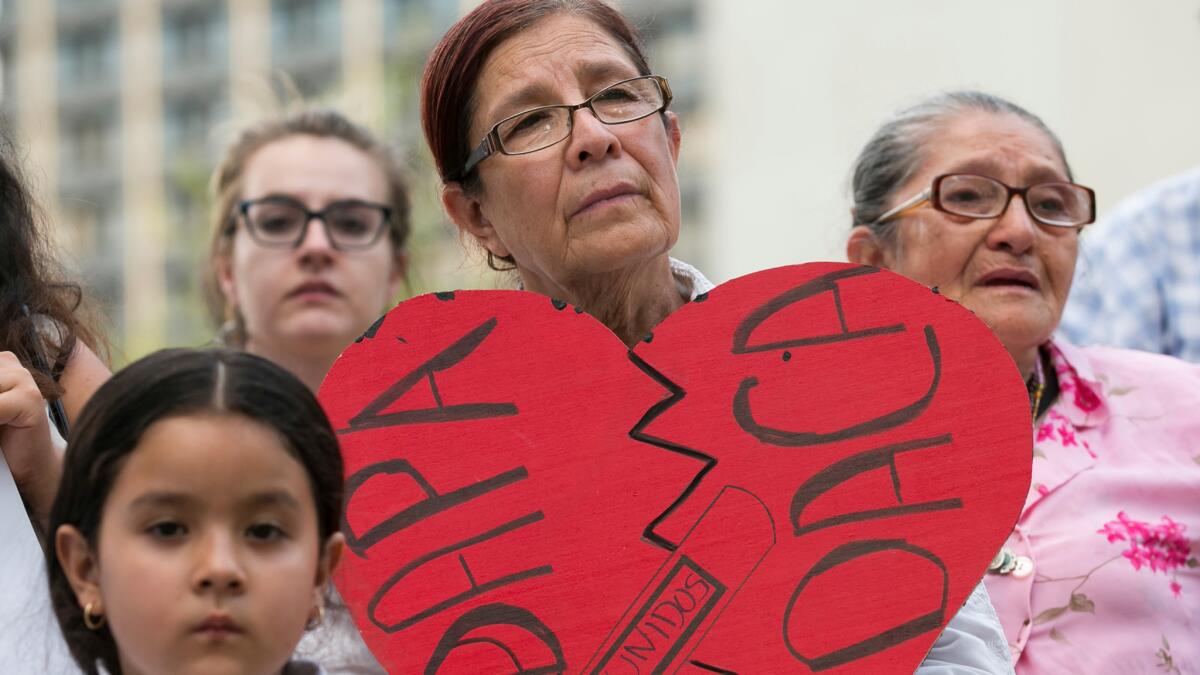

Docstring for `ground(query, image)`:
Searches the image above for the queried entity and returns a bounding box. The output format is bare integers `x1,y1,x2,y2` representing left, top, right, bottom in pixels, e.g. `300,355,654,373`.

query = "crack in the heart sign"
325,263,1032,674
606,266,968,672
625,349,716,554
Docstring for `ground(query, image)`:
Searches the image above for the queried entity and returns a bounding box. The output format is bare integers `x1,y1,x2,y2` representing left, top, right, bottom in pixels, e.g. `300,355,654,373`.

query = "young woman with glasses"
847,91,1200,673
206,108,410,394
204,108,411,674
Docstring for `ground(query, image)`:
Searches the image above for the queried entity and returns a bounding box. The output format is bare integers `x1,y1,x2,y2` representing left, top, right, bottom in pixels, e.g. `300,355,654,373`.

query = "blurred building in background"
3,1,1197,362
0,0,709,361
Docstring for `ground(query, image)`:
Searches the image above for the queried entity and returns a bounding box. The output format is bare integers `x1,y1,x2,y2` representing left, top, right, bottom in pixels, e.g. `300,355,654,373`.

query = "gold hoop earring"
83,602,105,630
306,603,325,631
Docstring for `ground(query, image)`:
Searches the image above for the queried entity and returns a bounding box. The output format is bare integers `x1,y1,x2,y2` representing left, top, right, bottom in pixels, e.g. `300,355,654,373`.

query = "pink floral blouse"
984,338,1200,674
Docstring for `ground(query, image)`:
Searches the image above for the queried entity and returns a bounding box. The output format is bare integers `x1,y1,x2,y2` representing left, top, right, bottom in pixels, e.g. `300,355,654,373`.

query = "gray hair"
850,90,1072,239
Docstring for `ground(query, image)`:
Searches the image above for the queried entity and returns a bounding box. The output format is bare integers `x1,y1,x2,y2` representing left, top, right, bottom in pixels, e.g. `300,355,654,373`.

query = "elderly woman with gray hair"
847,91,1200,673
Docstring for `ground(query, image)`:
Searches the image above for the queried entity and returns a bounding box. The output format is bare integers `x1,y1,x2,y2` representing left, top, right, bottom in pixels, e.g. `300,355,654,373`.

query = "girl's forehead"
106,413,313,511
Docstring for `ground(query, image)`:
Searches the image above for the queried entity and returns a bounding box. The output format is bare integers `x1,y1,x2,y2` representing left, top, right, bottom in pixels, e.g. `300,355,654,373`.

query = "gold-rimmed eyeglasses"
871,173,1096,229
454,75,673,180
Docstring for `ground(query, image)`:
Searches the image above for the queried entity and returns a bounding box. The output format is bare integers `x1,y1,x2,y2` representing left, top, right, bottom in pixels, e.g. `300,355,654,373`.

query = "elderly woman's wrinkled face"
870,112,1079,359
452,13,682,290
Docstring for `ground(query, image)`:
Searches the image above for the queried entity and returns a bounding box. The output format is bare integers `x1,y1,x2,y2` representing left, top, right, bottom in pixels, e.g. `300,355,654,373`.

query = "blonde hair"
205,108,411,344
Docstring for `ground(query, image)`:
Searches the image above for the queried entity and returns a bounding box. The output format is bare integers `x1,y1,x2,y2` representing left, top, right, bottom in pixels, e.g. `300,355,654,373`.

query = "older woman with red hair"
419,1,1014,671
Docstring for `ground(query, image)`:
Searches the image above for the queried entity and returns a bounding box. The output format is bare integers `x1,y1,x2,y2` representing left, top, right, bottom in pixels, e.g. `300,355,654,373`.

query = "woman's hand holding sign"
0,351,59,526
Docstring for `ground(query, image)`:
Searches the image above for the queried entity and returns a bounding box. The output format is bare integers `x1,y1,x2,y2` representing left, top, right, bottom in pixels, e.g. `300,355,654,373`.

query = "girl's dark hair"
45,348,344,675
0,119,103,397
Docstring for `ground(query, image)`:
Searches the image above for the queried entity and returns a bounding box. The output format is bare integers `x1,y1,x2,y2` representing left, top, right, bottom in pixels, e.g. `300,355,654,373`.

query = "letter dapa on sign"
319,263,1032,673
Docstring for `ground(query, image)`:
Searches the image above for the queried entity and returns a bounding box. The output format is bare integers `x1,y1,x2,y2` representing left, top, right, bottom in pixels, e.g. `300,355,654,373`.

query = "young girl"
46,348,346,675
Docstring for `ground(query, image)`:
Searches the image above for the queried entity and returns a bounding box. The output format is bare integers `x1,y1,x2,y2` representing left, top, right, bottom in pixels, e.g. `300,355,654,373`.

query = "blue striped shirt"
1060,166,1200,362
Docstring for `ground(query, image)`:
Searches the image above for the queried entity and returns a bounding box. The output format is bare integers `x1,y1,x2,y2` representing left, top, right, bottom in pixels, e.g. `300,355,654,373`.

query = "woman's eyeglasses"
871,173,1096,229
455,75,673,180
235,196,392,251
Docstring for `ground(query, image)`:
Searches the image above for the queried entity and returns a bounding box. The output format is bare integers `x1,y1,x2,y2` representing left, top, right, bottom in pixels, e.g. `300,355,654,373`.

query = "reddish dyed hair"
420,0,651,187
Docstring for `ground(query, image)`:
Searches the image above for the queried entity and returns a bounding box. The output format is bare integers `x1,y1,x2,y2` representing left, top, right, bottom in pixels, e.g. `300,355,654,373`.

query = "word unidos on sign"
319,263,1031,674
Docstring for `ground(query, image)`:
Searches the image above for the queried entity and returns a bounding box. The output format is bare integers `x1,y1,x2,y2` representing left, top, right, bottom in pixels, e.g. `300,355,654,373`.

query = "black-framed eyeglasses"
455,75,673,180
871,173,1096,229
235,196,392,251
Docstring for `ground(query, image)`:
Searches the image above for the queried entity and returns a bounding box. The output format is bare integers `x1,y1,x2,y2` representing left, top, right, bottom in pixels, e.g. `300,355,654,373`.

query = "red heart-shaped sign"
319,263,1031,674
